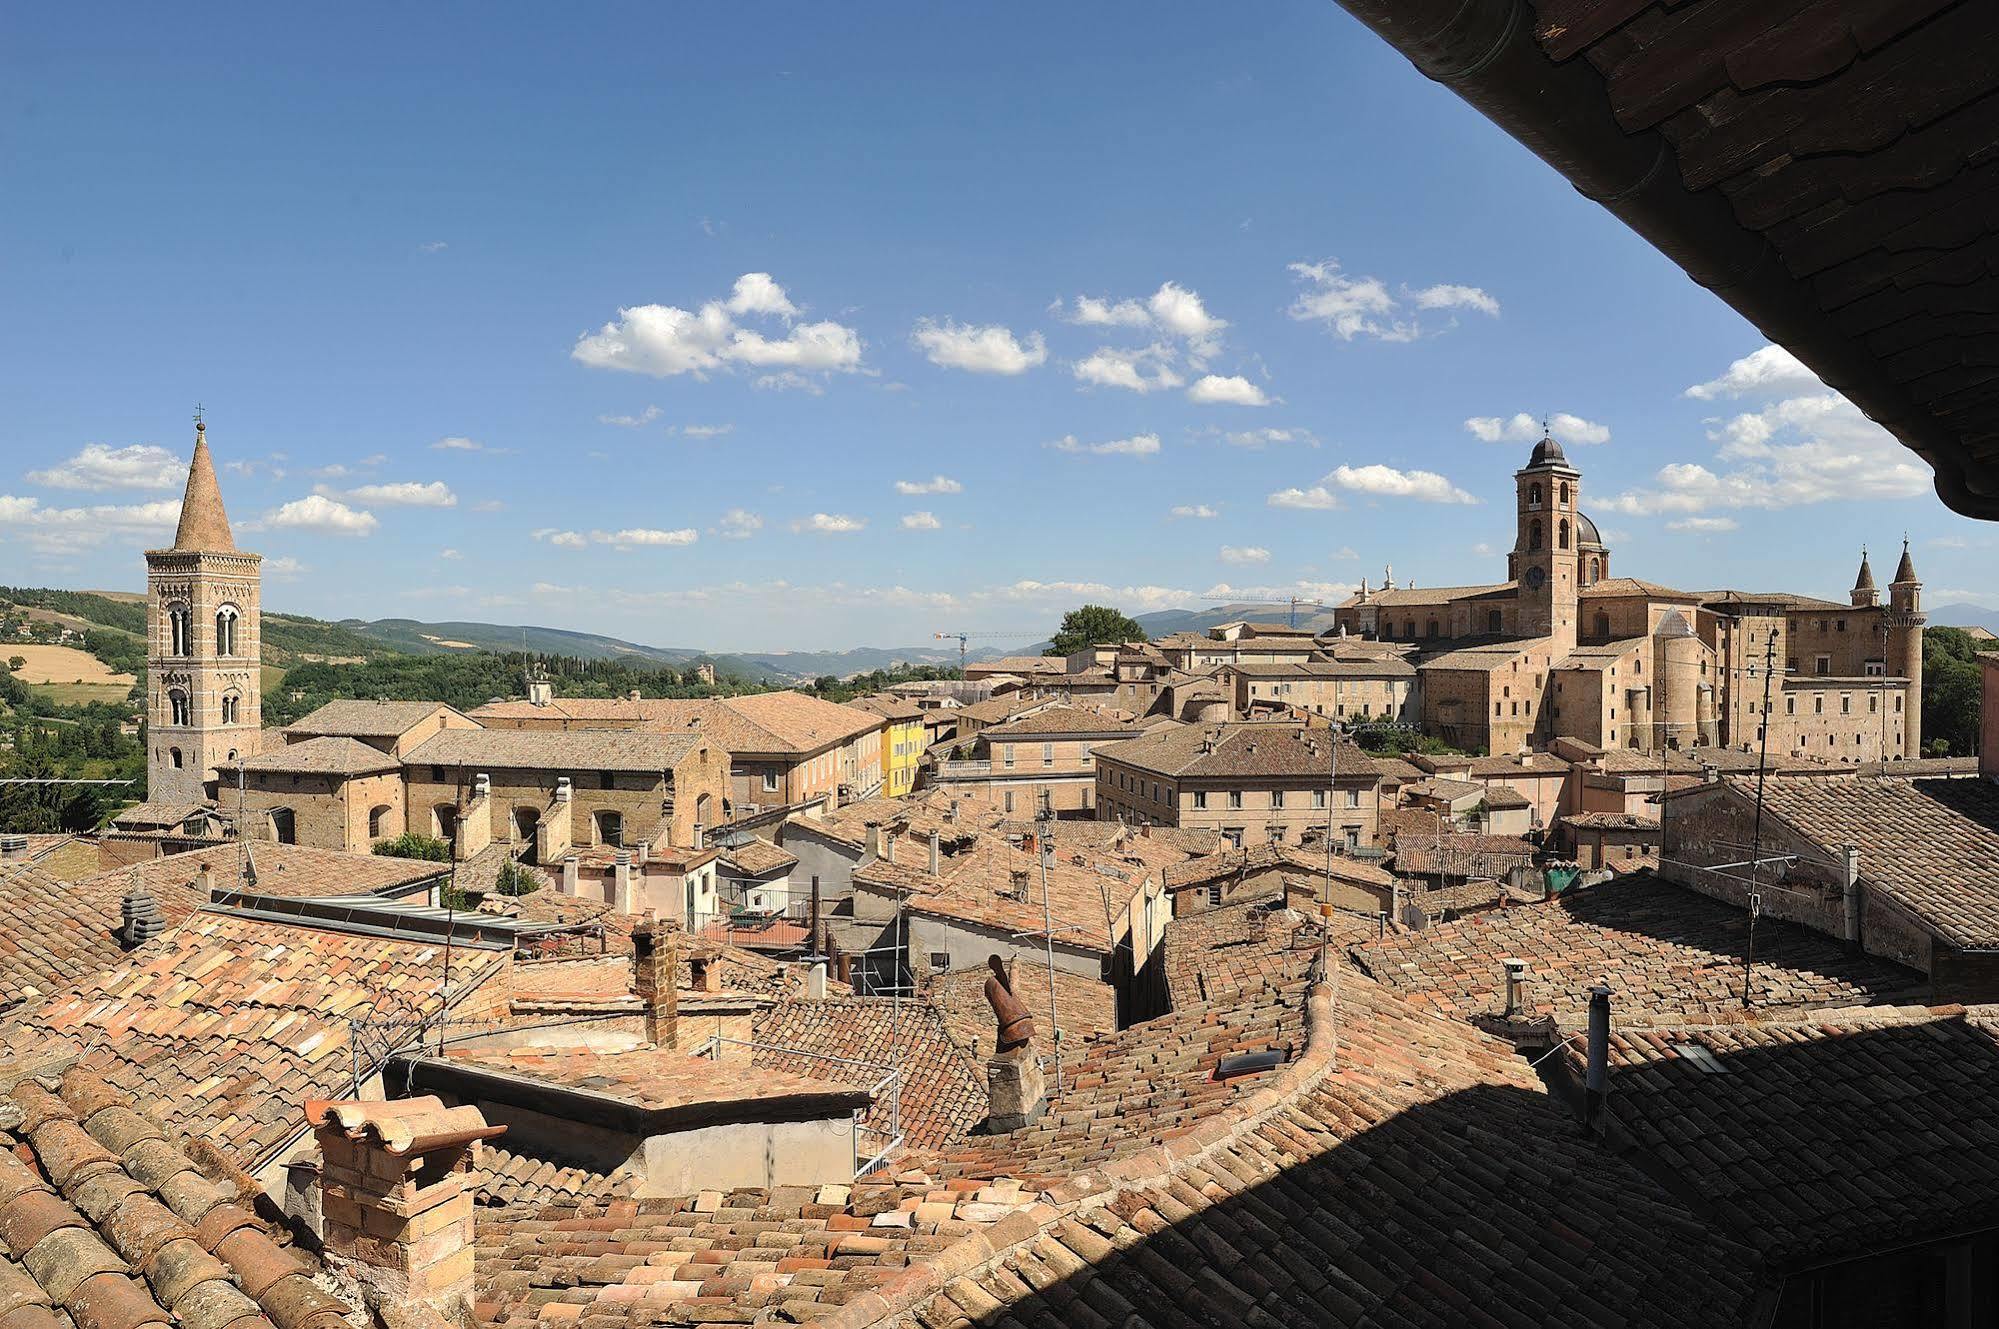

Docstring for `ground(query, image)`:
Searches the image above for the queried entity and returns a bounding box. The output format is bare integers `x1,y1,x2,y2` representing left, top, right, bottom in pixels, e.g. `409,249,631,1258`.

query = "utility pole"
1743,631,1779,1008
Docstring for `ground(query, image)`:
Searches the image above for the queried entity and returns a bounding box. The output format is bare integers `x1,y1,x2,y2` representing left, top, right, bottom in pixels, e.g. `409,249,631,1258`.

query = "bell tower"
1506,433,1581,647
146,418,262,808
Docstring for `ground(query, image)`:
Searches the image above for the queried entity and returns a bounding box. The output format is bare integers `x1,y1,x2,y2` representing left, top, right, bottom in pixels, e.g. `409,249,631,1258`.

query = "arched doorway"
513,807,540,863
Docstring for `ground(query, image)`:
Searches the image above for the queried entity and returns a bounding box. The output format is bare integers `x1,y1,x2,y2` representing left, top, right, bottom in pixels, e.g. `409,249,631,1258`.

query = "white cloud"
1464,412,1611,446
1071,344,1184,394
28,444,185,491
1058,282,1227,359
716,508,762,540
418,240,448,254
1604,385,1929,516
1170,504,1218,519
1266,486,1341,511
1331,546,1359,560
1327,464,1480,505
901,510,942,531
265,555,307,581
264,495,379,536
440,548,462,559
1221,427,1315,448
894,475,964,496
988,579,1197,612
1049,432,1161,458
599,405,662,427
1932,587,1999,610
912,320,1047,375
793,512,867,534
724,272,798,318
0,495,180,554
1201,579,1355,603
1287,258,1498,342
593,527,697,549
1410,283,1501,316
1684,344,1822,401
431,436,487,452
1668,516,1738,532
1219,545,1271,565
572,273,862,384
471,499,505,512
321,480,457,508
1061,295,1151,328
1186,374,1269,407
549,531,586,549
677,423,734,439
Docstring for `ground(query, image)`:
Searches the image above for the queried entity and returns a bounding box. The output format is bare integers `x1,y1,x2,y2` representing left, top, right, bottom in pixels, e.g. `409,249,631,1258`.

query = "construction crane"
933,630,1038,674
1201,594,1328,629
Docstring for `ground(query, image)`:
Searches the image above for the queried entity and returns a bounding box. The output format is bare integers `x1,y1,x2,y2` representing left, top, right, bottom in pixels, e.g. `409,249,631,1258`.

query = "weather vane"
193,401,205,427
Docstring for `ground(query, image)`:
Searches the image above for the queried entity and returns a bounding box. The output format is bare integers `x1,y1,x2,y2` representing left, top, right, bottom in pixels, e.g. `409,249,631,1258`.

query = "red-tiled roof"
750,997,986,1152
0,1067,358,1329
1352,873,1924,1024
0,909,512,1169
1588,1005,1999,1268
925,960,1118,1061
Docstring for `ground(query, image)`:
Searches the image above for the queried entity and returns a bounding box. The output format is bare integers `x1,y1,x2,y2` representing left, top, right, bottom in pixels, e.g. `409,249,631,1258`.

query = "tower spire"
171,419,236,552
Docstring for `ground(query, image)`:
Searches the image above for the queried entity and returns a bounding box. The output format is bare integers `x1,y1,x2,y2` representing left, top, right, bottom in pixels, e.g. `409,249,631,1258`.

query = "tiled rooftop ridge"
0,1067,354,1329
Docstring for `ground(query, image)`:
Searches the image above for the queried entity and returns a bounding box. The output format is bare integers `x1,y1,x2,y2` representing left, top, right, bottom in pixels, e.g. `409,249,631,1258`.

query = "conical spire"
1853,547,1875,592
172,421,236,552
1892,536,1918,585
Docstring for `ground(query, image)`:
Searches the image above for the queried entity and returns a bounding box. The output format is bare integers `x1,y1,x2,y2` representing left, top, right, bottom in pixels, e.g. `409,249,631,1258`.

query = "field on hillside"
27,682,135,707
6,644,136,687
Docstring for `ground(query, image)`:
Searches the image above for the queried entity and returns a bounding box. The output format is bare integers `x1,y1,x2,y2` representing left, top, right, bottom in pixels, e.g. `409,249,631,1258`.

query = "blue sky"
3,2,1991,651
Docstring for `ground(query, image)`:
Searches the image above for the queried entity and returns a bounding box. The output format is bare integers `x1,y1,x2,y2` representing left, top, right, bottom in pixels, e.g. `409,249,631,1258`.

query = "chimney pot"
928,829,941,875
1501,958,1528,1016
806,961,828,999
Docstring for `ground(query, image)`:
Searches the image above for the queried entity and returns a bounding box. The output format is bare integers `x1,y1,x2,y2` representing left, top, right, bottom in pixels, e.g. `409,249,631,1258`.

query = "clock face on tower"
1525,566,1547,590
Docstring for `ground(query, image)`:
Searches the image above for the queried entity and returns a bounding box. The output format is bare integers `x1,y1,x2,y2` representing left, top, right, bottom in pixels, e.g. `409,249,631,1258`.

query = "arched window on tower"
168,689,190,727
1559,519,1571,550
169,747,183,769
1529,520,1543,551
1528,483,1542,508
1588,557,1601,583
167,605,190,657
1559,482,1570,506
215,605,240,657
221,691,241,725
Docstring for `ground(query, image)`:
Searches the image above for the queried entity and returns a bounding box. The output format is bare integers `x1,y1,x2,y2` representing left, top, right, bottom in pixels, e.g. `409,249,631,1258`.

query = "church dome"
1527,434,1568,467
1574,510,1604,549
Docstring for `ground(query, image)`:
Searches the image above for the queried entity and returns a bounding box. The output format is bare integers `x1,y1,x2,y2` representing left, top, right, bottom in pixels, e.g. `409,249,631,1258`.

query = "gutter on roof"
1330,0,1995,520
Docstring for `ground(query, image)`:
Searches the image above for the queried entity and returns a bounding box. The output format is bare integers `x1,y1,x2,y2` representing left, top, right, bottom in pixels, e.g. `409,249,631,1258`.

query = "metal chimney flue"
1584,983,1612,1133
1501,958,1528,1016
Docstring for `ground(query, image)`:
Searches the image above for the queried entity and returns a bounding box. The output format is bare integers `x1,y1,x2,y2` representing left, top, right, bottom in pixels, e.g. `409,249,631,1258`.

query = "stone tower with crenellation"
146,421,261,807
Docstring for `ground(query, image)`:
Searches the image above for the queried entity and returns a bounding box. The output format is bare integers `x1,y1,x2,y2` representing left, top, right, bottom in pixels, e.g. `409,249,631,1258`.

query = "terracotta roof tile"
1094,723,1380,782
284,700,463,740
406,728,706,774
218,737,399,776
749,998,985,1151
926,961,1117,1061
1353,872,1924,1024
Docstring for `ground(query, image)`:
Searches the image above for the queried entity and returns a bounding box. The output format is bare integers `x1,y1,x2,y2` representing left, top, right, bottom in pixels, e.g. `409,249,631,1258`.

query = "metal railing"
687,900,815,946
933,759,994,780
695,1033,904,1179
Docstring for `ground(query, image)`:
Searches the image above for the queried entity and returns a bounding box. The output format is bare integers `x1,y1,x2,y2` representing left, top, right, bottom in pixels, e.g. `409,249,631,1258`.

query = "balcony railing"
933,759,993,780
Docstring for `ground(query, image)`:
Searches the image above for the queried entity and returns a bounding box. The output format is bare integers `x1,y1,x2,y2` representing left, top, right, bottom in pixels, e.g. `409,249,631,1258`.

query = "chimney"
884,832,897,866
866,824,884,859
1517,749,1531,767
307,1097,502,1312
947,800,960,825
687,945,723,993
981,956,1046,1131
928,830,941,875
631,918,681,1049
560,856,579,896
806,961,828,999
1501,958,1528,1016
194,861,215,899
612,849,634,914
0,834,27,862
1842,845,1863,952
628,688,642,702
1584,984,1611,1133
120,875,168,949
692,821,705,851
528,678,552,707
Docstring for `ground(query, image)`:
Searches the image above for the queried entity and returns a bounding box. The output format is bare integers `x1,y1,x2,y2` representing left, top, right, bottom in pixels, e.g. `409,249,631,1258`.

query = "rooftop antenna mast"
1034,793,1064,1093
1742,630,1780,1008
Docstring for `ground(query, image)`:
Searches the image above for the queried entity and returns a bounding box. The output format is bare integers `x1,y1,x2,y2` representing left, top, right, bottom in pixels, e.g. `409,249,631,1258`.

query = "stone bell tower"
146,419,261,807
1886,539,1925,755
1507,433,1582,648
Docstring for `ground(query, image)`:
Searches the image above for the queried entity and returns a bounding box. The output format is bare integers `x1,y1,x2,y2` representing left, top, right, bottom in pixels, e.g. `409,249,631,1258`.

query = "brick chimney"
632,917,681,1049
687,943,723,993
306,1096,503,1313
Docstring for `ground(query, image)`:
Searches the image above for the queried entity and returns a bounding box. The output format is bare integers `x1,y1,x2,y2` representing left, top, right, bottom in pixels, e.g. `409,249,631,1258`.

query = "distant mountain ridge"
1931,602,1999,635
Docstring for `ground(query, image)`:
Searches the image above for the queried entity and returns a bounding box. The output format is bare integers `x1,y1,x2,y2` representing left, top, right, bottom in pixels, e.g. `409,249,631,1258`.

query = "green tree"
372,831,453,862
1922,627,1991,757
1044,605,1147,658
7,656,23,672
